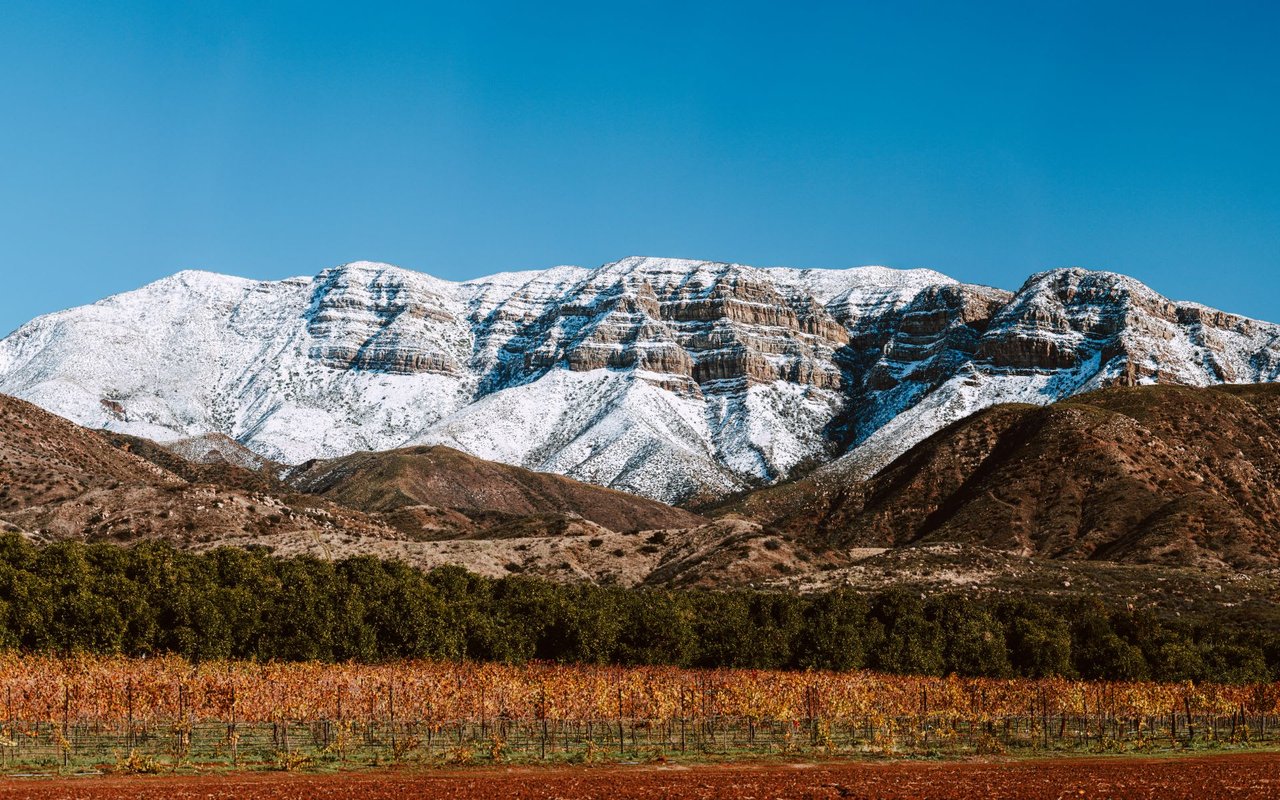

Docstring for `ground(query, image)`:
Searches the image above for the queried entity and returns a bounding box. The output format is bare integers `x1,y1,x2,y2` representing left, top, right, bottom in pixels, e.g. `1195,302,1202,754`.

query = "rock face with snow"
731,384,1280,570
1,257,1277,503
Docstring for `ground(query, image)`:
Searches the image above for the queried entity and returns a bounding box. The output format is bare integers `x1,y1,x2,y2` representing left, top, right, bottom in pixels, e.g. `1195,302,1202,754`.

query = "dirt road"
1,753,1276,799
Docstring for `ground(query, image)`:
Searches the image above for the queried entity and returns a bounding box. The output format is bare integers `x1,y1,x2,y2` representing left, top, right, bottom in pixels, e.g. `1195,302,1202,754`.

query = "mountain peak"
1018,266,1158,296
326,259,416,276
602,255,724,272
141,268,259,294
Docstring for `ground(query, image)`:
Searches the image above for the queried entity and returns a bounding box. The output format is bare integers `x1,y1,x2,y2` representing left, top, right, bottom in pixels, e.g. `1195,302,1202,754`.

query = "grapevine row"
0,655,1275,767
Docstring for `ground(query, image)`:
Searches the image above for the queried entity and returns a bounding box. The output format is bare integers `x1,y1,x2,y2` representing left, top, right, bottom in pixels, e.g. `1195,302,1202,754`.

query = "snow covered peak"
75,270,259,314
321,260,436,282
598,255,724,275
151,268,257,288
329,259,402,272
1016,266,1165,299
315,260,463,298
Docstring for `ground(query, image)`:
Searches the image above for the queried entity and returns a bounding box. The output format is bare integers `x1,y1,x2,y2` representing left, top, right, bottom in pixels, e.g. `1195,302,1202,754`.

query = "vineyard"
0,656,1277,771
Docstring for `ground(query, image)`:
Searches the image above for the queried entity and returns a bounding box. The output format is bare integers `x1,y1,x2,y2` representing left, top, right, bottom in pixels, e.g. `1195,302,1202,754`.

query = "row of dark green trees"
0,535,1273,682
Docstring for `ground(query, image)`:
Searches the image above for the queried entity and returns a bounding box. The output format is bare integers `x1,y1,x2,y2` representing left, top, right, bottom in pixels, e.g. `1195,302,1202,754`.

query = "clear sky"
1,1,1277,334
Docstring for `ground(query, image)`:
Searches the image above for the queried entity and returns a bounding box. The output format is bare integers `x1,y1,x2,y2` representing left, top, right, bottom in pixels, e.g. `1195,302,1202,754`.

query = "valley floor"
1,753,1277,799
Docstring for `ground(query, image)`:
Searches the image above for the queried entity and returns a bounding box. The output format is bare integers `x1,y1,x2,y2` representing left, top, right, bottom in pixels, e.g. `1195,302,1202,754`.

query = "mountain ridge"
730,383,1280,570
2,257,1277,502
7,385,1280,587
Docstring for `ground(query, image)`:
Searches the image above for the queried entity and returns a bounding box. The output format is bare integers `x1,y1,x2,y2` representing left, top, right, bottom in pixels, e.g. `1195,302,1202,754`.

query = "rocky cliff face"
1,257,1277,503
829,268,1280,481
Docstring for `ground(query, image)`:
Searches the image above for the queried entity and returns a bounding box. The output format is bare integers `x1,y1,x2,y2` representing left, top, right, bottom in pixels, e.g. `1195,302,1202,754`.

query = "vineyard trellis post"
1184,694,1195,744
176,682,183,762
126,677,133,752
62,683,69,769
539,683,547,760
4,684,10,767
388,681,396,756
616,670,624,756
920,686,928,748
679,685,686,754
336,687,345,764
1039,686,1047,749
280,682,290,755
806,683,819,748
229,683,238,766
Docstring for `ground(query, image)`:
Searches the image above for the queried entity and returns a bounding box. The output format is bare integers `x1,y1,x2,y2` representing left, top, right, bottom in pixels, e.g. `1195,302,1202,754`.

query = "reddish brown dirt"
2,753,1278,800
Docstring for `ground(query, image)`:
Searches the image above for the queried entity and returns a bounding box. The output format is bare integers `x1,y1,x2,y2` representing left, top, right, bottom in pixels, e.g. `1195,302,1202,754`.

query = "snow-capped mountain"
2,257,1277,503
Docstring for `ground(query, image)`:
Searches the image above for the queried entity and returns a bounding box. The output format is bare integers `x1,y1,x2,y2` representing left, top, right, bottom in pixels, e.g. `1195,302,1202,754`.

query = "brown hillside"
287,445,705,533
101,432,286,494
0,394,399,546
2,395,790,587
734,384,1280,569
0,395,184,510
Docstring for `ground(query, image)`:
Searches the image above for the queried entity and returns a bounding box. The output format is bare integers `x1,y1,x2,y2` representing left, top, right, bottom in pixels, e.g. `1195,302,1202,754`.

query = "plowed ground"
1,753,1277,799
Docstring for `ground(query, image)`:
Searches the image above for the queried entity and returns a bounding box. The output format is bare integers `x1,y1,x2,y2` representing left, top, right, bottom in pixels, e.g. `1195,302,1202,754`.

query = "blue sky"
1,1,1277,334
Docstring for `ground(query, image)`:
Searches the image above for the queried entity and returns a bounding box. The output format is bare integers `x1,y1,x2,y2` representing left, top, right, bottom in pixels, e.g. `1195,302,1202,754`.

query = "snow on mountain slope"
1,257,1277,503
0,264,474,465
829,268,1280,480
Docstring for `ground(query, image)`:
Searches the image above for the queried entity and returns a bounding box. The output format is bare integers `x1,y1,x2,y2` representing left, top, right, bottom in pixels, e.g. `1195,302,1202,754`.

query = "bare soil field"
2,753,1278,800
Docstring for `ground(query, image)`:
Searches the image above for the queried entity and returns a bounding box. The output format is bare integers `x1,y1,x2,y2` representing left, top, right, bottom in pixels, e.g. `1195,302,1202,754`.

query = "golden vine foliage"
0,655,1274,731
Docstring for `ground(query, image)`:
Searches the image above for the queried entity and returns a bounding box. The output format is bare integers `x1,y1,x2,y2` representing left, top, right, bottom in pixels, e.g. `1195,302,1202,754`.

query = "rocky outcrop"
480,265,854,397
864,284,1012,389
832,268,1280,480
305,264,470,376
